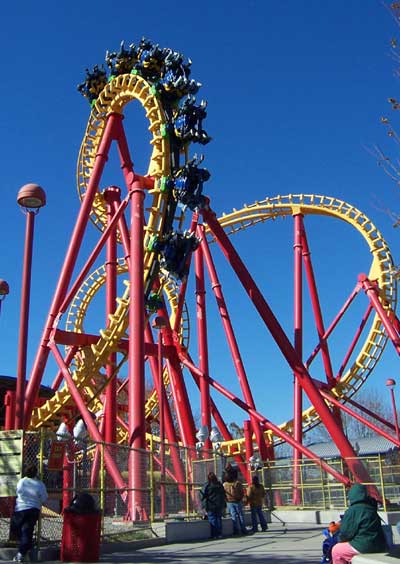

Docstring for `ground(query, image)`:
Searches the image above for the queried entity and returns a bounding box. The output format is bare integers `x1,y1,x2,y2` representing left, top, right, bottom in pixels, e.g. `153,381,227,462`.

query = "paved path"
99,524,324,564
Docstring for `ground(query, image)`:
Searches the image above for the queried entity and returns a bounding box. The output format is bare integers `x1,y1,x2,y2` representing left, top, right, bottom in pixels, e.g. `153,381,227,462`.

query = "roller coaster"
8,39,400,517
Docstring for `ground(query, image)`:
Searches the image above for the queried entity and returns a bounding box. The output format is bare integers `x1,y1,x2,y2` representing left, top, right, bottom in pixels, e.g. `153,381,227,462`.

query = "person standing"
247,475,268,533
200,471,226,539
11,464,48,563
331,483,386,564
223,466,248,535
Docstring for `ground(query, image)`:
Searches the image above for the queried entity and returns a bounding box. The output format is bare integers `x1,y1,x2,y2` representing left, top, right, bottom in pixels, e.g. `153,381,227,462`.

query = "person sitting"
331,483,386,564
320,521,340,563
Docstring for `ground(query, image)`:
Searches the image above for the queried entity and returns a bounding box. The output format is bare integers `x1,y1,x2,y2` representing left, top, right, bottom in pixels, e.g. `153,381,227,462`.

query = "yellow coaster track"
30,72,178,429
208,193,396,453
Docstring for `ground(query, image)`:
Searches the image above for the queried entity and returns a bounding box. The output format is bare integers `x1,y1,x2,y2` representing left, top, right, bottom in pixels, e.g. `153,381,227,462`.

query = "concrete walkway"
6,523,397,564
94,525,325,564
16,524,325,564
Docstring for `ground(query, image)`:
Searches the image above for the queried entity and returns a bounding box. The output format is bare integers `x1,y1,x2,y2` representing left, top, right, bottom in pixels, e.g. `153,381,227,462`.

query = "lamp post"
386,378,400,442
15,183,46,429
0,279,9,315
152,315,167,517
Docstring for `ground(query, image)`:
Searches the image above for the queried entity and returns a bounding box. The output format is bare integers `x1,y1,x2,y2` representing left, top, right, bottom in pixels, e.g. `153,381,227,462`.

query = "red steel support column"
25,113,123,425
104,187,120,446
128,177,146,519
301,229,335,385
51,347,77,391
145,324,186,492
244,420,253,481
15,211,35,429
360,274,400,353
158,329,166,516
4,391,16,430
293,213,303,505
161,321,196,447
201,207,372,484
49,341,127,495
200,230,271,461
194,239,212,450
389,386,400,442
111,199,131,270
165,351,197,447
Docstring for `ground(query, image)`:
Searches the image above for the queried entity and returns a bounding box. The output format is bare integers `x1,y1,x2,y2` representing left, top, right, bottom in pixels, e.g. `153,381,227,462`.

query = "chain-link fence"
251,454,400,510
1,429,400,550
0,430,228,548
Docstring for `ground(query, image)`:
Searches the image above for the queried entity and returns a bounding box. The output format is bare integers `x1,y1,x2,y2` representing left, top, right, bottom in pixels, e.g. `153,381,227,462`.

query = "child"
321,521,340,564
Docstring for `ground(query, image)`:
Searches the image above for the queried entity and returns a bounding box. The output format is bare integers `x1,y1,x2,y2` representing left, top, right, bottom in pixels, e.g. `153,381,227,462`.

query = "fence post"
377,455,387,512
185,447,190,517
37,428,45,555
100,441,105,520
149,435,154,522
340,458,346,506
319,463,327,509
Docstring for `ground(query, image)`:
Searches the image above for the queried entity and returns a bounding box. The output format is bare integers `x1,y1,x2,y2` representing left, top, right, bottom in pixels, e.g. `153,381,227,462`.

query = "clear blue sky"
1,1,400,430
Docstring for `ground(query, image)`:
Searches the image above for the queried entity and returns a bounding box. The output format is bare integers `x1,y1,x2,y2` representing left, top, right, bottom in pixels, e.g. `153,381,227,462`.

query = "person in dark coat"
200,471,226,539
331,483,387,564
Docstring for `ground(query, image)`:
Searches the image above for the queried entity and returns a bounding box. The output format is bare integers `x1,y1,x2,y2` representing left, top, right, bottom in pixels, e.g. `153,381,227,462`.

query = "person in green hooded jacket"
331,483,387,564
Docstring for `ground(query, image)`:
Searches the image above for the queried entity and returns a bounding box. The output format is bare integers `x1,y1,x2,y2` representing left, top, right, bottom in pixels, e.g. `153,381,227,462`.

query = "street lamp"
386,378,400,442
0,279,9,315
15,183,46,429
152,315,167,517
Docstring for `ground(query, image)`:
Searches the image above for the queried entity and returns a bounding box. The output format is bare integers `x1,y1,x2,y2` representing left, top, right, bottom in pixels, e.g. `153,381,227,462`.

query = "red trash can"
61,510,101,562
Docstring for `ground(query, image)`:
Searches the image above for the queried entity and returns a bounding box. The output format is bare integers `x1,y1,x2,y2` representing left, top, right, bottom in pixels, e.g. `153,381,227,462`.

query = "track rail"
208,194,396,452
30,73,176,429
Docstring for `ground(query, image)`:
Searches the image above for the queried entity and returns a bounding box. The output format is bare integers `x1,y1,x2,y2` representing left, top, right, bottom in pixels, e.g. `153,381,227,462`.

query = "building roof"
0,375,53,428
306,435,397,459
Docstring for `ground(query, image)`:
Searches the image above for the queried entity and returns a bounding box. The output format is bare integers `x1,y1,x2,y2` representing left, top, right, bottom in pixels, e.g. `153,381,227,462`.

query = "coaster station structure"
6,39,400,517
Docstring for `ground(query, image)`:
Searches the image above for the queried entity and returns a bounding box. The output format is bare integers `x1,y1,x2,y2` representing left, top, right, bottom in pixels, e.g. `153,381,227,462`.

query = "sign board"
0,430,23,496
47,441,65,471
